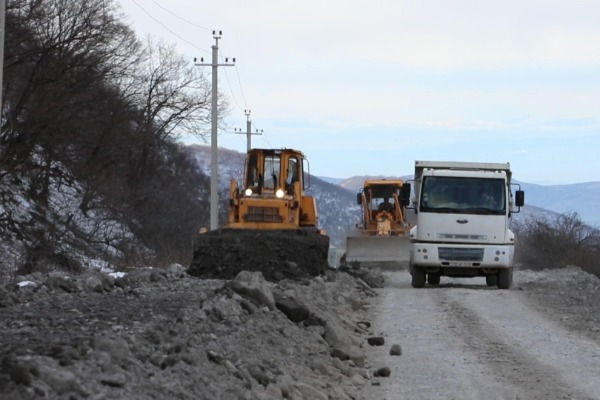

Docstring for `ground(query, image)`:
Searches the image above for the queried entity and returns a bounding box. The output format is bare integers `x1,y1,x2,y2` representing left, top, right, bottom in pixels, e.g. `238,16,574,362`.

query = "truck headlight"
275,189,285,198
244,188,253,196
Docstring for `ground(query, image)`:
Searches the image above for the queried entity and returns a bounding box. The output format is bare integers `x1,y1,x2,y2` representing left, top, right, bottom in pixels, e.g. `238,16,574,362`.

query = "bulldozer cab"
244,149,304,198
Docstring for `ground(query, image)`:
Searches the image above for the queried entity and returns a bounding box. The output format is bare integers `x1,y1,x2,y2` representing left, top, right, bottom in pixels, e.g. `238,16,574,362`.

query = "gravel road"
362,268,600,400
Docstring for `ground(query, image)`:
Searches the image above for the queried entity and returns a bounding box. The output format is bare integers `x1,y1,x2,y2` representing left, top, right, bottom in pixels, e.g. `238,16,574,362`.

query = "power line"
148,0,212,31
253,121,273,148
130,0,210,55
234,65,248,108
222,67,244,112
128,1,268,151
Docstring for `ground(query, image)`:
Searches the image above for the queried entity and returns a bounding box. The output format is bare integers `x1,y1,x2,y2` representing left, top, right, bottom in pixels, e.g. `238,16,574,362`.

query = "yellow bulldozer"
345,179,412,268
189,148,329,280
226,148,319,229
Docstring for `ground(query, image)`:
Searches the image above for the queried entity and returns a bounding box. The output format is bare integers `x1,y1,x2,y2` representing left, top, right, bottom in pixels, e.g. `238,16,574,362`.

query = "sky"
117,0,600,184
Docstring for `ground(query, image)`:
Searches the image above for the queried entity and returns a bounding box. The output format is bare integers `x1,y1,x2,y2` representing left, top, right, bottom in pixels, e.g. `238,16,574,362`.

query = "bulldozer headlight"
275,189,285,198
244,188,253,196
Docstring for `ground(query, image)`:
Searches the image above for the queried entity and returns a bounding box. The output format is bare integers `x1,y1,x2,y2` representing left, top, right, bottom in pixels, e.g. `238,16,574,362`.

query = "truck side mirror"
401,183,411,206
356,192,362,205
515,190,525,207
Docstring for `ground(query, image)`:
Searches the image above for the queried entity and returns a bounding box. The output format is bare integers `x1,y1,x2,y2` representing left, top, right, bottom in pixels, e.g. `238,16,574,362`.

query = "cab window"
246,153,259,188
263,154,281,190
287,157,299,185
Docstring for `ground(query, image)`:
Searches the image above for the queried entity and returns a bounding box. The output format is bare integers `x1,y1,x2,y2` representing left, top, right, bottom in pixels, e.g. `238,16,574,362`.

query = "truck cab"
410,161,524,289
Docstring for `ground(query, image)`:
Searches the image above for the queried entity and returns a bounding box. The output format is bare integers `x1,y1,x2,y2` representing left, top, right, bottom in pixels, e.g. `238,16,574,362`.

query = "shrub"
515,212,600,277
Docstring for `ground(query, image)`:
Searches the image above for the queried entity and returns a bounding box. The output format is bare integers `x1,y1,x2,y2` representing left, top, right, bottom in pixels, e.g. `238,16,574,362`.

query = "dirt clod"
389,344,402,356
374,367,391,377
275,295,310,323
367,336,385,346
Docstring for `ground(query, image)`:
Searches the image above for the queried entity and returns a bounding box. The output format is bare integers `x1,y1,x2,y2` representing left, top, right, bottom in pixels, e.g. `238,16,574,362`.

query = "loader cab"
243,149,305,198
361,181,411,213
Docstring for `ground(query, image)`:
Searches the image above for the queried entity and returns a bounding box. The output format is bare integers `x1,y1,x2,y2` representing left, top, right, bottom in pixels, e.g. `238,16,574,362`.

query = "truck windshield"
420,177,506,215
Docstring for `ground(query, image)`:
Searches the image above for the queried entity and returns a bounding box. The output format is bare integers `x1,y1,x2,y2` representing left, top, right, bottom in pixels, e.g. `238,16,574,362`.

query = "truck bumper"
410,242,514,276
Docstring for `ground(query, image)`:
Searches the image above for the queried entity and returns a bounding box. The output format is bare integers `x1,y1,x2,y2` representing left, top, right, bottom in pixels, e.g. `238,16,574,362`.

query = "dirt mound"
188,229,329,281
0,267,376,399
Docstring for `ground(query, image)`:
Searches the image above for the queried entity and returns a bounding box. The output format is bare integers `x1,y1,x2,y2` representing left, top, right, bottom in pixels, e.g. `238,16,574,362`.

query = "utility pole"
195,31,235,231
0,0,6,116
234,109,263,152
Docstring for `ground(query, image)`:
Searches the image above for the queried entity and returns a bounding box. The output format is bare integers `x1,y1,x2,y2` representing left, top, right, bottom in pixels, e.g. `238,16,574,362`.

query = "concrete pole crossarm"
234,109,263,153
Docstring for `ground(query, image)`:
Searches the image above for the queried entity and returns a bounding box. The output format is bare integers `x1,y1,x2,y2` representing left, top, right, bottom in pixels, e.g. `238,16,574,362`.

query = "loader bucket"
344,235,410,269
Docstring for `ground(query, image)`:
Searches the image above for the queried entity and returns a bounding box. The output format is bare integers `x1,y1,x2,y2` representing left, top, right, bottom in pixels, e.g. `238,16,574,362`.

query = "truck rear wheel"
486,274,498,287
427,273,440,285
497,268,513,289
411,267,426,288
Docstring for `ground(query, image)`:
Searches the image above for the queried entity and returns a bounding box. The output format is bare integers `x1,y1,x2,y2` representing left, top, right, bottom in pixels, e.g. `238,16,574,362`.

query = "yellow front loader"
345,179,412,268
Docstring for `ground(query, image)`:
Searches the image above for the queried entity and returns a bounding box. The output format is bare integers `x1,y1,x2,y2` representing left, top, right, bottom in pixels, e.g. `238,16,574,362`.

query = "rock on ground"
0,267,374,399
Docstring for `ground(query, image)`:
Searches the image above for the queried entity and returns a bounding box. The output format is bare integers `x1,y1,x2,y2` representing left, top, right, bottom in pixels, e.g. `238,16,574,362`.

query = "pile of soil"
0,265,380,399
189,229,330,281
515,266,600,338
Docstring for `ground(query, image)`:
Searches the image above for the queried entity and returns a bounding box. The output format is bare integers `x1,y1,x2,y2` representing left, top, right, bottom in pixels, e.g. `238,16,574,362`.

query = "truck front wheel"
497,268,513,289
427,273,440,285
411,267,426,288
486,274,498,287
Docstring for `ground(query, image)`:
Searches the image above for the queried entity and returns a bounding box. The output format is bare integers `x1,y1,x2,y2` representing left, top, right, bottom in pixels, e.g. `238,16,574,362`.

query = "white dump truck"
409,161,524,289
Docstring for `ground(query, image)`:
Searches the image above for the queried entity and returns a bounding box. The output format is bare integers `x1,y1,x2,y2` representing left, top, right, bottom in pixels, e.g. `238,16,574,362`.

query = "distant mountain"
335,175,599,227
318,176,345,185
516,181,600,227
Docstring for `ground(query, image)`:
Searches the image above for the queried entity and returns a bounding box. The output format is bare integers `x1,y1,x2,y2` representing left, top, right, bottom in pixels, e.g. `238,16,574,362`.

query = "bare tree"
0,0,217,271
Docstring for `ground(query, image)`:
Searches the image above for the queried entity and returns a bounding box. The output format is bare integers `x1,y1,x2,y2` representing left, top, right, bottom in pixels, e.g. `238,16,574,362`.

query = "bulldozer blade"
189,229,329,281
345,236,410,269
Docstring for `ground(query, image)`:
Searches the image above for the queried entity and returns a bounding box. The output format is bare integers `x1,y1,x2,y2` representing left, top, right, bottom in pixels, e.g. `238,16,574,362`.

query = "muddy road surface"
362,268,600,400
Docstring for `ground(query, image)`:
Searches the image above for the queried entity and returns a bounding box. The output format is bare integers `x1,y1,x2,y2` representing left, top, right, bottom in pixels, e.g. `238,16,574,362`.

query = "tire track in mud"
440,289,598,400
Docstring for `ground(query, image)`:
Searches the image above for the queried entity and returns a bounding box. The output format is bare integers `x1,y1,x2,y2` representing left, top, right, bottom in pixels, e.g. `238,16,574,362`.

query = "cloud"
118,0,600,183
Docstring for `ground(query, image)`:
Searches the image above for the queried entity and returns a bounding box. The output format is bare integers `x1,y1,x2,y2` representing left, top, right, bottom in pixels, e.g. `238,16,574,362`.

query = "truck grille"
244,207,283,223
438,233,487,241
438,247,484,262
